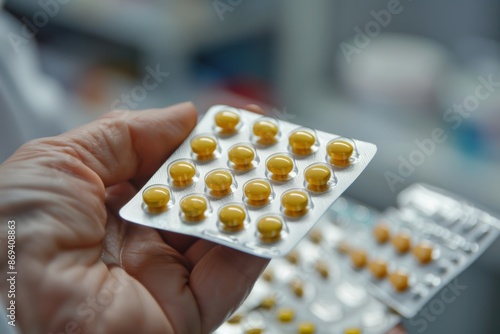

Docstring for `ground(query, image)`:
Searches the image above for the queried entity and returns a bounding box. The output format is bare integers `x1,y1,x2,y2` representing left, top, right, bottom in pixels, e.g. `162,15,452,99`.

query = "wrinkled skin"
0,102,269,334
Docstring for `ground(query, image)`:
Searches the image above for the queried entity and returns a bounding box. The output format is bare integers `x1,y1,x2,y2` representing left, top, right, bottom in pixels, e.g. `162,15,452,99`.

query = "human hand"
0,102,269,334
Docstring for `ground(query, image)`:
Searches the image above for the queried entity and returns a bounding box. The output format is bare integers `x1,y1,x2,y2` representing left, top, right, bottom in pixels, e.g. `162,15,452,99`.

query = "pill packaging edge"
119,105,377,258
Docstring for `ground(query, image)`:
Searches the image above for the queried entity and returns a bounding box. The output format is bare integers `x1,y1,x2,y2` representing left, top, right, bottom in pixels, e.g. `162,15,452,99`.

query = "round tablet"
389,270,410,292
215,110,240,133
289,130,316,155
298,322,316,334
282,190,309,216
169,161,196,186
309,229,322,244
277,308,295,323
266,155,294,180
327,140,353,164
259,295,276,310
345,328,362,334
253,119,278,143
373,223,391,244
350,249,368,269
392,233,411,253
369,259,388,279
180,195,207,220
257,215,283,241
413,242,434,264
262,269,273,282
191,136,217,158
286,250,299,265
245,328,263,334
244,179,272,205
219,204,246,229
142,185,170,211
305,164,331,191
228,145,255,167
226,314,243,324
315,260,329,279
205,170,233,195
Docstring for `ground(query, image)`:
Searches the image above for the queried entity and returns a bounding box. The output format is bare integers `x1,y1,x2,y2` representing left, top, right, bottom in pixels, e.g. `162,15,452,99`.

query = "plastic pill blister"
329,184,500,318
215,209,401,334
120,105,377,257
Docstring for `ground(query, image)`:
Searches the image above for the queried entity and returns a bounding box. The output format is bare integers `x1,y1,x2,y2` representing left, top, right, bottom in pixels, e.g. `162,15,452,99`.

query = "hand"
0,102,269,334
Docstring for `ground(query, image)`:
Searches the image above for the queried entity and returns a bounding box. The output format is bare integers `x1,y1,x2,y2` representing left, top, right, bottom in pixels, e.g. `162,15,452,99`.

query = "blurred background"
1,0,499,333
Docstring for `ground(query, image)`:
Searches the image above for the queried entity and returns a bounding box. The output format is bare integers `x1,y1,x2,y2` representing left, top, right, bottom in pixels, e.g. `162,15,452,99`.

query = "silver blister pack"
119,105,377,258
215,203,401,334
329,184,500,318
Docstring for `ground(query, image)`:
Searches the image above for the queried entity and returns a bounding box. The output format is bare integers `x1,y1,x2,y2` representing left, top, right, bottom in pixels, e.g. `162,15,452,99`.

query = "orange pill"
392,233,412,254
413,242,434,264
369,259,388,279
373,223,391,244
350,249,368,269
389,270,410,292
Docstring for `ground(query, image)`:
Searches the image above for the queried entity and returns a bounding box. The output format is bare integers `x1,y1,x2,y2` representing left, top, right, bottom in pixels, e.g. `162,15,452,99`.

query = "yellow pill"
309,229,322,244
142,186,170,211
389,270,410,292
290,279,304,298
412,242,434,264
337,241,351,254
257,215,283,241
245,328,263,334
350,249,368,269
277,308,295,323
344,328,362,334
315,260,330,279
266,155,294,180
205,170,233,195
191,136,217,158
282,190,309,216
228,145,255,168
298,322,316,334
215,110,240,133
369,259,388,279
244,180,272,205
259,295,276,310
226,314,243,324
373,223,391,244
262,269,273,282
289,130,316,155
253,120,279,144
305,165,331,192
219,205,246,229
392,233,412,254
180,195,207,221
327,140,354,166
169,161,196,187
286,250,300,265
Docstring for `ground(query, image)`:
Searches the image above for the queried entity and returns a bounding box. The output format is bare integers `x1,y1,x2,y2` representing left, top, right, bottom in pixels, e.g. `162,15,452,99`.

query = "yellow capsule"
305,164,332,192
142,186,170,211
350,249,368,269
298,322,316,334
315,260,329,279
191,136,217,159
245,328,263,334
180,195,207,221
282,190,309,216
259,295,276,310
344,328,362,334
244,180,272,205
228,145,255,169
205,170,233,195
215,110,240,133
327,140,354,166
277,308,295,323
369,259,388,279
290,279,304,298
373,223,391,244
257,215,283,241
289,130,316,155
286,250,300,265
266,155,294,180
169,161,196,187
253,119,279,144
226,314,243,324
412,242,434,264
389,270,410,292
219,204,246,230
392,233,412,254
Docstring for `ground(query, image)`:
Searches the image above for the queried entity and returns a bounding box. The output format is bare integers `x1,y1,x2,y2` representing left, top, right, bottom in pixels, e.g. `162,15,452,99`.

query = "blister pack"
119,105,377,257
215,201,401,334
330,184,500,318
